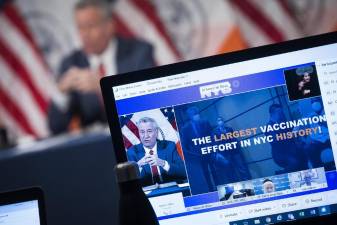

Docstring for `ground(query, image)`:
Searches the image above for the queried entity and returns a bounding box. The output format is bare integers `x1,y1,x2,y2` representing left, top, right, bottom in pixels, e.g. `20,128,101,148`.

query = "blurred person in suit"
295,98,334,170
266,104,308,173
300,170,320,188
180,106,217,194
48,0,155,134
212,116,251,185
126,117,186,186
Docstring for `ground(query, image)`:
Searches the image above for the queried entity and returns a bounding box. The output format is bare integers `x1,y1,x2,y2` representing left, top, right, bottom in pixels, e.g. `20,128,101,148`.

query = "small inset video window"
284,65,321,101
217,181,255,201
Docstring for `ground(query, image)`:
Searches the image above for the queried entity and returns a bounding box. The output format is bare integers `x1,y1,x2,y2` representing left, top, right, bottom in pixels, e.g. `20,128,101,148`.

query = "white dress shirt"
88,39,117,76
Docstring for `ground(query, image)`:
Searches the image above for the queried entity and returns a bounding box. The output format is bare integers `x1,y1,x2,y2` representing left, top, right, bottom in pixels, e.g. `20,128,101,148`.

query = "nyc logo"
199,82,232,98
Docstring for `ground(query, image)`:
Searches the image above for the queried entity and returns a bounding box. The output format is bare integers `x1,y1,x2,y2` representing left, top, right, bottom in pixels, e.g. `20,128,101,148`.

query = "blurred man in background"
48,0,155,135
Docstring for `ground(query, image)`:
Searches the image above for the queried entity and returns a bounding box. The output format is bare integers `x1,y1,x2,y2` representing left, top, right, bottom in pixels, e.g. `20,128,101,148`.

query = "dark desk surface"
0,131,119,225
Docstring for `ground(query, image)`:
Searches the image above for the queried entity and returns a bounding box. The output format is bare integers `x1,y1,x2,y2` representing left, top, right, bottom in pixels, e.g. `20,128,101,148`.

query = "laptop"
101,32,337,225
0,187,47,225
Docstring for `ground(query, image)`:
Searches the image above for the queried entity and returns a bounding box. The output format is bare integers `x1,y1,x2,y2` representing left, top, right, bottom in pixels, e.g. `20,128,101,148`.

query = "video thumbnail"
284,65,321,101
119,107,190,197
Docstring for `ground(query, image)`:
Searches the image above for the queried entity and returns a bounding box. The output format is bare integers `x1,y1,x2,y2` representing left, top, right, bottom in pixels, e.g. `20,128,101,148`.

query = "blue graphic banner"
115,63,314,115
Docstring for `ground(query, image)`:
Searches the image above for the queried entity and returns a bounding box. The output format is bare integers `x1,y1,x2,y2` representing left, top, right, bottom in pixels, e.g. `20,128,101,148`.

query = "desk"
0,131,119,225
147,185,191,198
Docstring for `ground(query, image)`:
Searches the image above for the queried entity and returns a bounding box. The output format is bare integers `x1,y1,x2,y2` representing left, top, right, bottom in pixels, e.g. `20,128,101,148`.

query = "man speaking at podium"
48,0,155,134
127,117,186,186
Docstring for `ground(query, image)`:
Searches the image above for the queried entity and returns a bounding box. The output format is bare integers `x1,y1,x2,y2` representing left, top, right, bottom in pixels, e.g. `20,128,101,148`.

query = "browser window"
0,200,41,225
112,43,337,225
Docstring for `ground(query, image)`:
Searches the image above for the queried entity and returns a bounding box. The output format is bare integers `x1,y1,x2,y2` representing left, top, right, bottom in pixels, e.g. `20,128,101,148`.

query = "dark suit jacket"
180,119,213,157
48,37,155,134
180,120,216,194
126,140,186,186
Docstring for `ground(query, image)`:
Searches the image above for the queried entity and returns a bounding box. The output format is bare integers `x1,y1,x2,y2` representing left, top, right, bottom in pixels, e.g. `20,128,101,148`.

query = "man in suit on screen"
179,106,217,194
212,116,251,185
266,104,308,173
127,117,186,186
48,0,155,134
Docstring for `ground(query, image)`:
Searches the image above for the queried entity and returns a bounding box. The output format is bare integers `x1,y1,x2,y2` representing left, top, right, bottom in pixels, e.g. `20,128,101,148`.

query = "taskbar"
229,203,337,225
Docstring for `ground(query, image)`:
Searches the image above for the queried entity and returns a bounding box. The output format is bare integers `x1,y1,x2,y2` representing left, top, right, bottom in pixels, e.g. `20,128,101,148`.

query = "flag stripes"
2,3,48,68
130,0,182,60
0,37,48,113
0,1,57,138
232,0,286,43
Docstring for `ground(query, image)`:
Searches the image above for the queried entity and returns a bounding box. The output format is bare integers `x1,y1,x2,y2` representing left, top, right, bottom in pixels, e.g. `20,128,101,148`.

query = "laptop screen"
110,38,337,225
0,200,41,225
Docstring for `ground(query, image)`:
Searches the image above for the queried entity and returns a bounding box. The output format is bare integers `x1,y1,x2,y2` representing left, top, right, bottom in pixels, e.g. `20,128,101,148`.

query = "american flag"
120,107,184,158
1,0,337,140
0,1,61,139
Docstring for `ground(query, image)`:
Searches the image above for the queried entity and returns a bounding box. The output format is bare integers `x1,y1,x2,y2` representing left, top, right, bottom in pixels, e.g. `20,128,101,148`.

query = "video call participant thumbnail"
300,170,320,188
284,65,321,101
127,117,186,186
218,182,255,201
263,179,275,194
